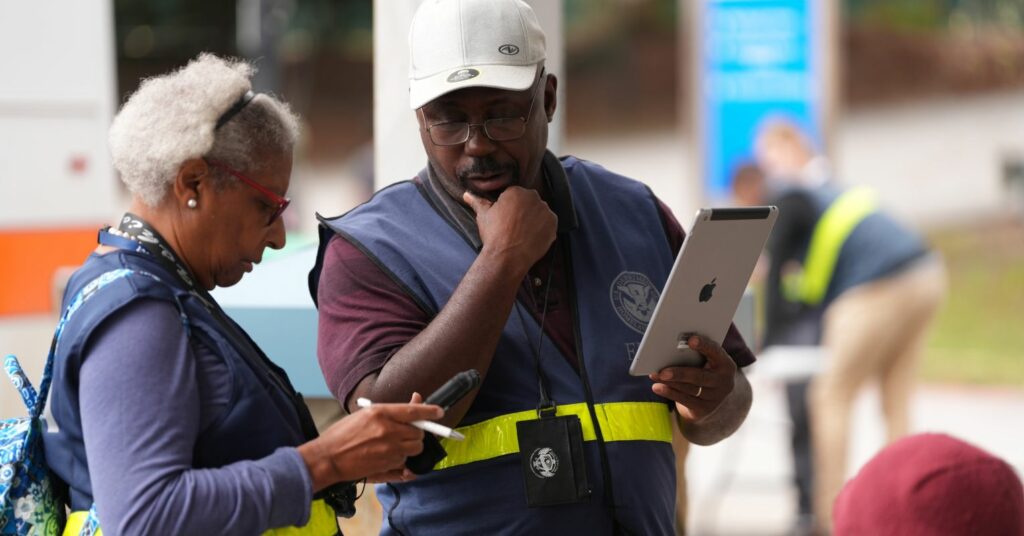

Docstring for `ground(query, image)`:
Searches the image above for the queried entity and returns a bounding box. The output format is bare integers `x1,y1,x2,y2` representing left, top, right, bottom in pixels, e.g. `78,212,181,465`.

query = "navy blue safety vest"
44,249,310,511
313,156,679,535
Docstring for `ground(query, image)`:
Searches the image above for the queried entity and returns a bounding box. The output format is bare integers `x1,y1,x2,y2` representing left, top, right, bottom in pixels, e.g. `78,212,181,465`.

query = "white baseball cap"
408,0,546,109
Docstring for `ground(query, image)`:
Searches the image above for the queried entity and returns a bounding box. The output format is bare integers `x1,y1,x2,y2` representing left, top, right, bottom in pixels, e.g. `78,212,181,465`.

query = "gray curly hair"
109,53,301,207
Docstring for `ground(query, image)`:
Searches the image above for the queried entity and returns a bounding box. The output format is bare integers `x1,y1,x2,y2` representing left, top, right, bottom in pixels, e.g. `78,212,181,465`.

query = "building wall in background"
0,0,119,315
837,90,1024,227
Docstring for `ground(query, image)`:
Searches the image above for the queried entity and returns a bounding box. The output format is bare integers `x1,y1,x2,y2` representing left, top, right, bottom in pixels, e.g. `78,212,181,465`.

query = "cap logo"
446,68,480,83
498,44,520,56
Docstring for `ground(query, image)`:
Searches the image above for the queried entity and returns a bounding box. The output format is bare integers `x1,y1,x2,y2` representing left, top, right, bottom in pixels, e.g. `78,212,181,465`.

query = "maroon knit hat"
833,433,1024,535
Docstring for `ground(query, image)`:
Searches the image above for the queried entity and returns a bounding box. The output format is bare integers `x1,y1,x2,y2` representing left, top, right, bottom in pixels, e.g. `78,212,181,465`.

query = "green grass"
922,220,1024,386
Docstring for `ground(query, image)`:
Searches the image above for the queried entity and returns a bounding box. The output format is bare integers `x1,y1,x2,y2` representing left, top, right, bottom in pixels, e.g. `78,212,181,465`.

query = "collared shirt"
317,157,755,406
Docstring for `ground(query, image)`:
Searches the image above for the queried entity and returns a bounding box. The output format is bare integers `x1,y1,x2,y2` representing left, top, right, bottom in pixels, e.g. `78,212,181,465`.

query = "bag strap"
4,354,39,411
26,268,170,419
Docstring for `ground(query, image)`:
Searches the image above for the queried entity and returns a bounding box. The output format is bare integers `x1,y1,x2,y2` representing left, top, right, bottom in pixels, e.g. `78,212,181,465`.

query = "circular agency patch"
446,68,480,83
530,447,559,478
610,271,661,334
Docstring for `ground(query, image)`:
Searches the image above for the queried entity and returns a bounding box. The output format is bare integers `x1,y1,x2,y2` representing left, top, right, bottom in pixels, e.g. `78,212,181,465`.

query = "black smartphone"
423,369,481,410
406,369,481,474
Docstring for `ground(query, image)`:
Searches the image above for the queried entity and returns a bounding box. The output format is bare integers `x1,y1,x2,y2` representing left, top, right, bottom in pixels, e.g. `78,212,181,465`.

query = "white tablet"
628,206,777,376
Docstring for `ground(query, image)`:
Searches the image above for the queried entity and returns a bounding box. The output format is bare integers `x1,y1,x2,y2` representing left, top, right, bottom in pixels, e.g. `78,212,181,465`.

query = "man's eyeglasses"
420,70,545,147
206,159,291,226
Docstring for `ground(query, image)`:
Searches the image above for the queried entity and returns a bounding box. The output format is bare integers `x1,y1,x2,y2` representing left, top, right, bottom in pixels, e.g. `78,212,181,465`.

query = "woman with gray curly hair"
43,53,441,535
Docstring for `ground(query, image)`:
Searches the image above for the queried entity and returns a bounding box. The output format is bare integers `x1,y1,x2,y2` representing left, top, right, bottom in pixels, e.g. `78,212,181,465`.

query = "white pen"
356,397,466,441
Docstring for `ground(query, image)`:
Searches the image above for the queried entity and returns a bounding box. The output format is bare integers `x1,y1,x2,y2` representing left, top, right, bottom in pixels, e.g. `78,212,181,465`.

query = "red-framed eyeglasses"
206,159,291,225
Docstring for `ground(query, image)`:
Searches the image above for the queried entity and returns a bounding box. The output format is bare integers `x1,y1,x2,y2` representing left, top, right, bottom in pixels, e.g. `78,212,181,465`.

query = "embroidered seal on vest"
610,271,660,333
529,447,559,478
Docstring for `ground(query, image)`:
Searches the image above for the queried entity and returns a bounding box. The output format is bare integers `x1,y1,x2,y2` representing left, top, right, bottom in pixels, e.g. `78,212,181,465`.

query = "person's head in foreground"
833,433,1024,535
109,52,297,289
409,0,557,204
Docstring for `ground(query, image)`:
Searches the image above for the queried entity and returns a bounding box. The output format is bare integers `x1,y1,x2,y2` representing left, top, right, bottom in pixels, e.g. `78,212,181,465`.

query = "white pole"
372,0,424,189
529,0,565,157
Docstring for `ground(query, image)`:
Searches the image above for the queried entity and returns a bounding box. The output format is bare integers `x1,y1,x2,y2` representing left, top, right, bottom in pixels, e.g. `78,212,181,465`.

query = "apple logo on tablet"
699,278,717,303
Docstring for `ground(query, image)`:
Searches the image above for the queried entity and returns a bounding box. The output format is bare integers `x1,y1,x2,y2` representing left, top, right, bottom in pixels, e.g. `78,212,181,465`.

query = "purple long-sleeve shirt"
78,299,312,535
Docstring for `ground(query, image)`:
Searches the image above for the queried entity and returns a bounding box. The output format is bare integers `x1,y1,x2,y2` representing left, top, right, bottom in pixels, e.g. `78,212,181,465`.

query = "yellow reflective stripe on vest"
797,187,877,305
435,401,673,471
263,499,339,536
64,511,100,536
64,499,338,536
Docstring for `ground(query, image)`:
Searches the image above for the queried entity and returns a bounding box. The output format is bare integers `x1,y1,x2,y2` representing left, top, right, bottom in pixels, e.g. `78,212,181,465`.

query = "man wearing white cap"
311,0,756,533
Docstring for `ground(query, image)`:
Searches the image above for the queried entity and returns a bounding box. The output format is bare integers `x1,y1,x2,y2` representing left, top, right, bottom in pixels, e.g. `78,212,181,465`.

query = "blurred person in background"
733,161,822,535
742,119,947,532
754,120,831,188
832,433,1024,535
310,0,757,533
43,53,443,536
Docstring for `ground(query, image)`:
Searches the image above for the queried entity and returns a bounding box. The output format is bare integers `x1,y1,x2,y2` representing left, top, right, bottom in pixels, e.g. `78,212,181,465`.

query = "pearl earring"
187,198,198,209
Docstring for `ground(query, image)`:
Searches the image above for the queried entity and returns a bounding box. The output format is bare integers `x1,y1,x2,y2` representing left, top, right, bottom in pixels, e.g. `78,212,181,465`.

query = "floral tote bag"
2,268,139,535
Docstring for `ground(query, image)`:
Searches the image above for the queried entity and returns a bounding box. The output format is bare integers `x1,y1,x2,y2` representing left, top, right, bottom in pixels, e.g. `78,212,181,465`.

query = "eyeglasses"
420,71,545,146
206,159,291,226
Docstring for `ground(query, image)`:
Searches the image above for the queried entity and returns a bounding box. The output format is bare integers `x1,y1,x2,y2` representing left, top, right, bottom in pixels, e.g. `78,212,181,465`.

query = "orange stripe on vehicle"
0,227,98,315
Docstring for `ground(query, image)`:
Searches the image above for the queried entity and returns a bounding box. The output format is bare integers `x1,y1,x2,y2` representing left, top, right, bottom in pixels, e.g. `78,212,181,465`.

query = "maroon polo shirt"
316,188,755,406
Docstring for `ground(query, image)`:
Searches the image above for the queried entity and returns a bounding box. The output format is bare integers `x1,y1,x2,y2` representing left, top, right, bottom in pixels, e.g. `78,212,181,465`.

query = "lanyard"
104,213,203,291
514,251,557,416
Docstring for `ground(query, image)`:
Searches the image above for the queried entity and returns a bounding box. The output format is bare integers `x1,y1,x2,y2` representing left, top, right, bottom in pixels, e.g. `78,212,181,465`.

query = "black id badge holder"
513,254,591,507
516,404,591,507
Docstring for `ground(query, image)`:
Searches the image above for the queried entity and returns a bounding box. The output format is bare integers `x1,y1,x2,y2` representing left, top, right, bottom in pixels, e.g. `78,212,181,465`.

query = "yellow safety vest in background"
782,187,878,306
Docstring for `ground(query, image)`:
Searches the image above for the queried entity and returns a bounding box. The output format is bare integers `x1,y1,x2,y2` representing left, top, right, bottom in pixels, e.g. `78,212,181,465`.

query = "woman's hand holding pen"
297,393,443,490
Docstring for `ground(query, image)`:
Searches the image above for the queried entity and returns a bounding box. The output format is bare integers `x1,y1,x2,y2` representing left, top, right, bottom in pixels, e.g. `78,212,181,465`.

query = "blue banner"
701,0,824,199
